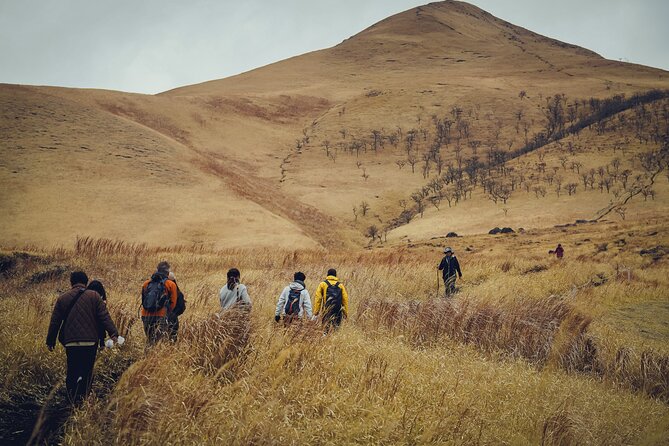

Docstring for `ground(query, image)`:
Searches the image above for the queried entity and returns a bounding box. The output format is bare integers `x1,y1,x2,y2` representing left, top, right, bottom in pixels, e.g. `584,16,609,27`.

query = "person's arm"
313,283,324,315
455,258,462,277
240,285,251,306
46,298,63,350
275,287,288,317
438,257,445,270
96,296,119,341
341,284,349,319
301,290,313,319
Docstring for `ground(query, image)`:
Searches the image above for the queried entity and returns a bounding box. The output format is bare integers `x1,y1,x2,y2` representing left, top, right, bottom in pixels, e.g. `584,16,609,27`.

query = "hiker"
555,244,564,259
86,279,109,349
167,271,186,341
219,268,251,310
141,261,178,345
275,271,314,324
46,271,119,404
313,269,349,332
438,247,462,296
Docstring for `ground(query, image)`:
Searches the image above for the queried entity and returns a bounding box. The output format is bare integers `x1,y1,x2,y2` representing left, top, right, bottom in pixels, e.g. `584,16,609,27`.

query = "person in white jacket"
275,272,313,323
219,268,251,311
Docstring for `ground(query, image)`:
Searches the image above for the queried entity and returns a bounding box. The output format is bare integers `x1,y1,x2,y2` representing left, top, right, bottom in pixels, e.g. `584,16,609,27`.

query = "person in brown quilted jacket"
46,271,119,404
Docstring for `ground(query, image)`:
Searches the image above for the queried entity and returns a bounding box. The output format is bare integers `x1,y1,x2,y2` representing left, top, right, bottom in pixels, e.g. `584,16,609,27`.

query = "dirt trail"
195,150,349,249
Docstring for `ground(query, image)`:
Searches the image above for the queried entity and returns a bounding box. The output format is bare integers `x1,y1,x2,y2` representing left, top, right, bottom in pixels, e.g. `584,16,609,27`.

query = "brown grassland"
1,219,668,444
2,1,669,444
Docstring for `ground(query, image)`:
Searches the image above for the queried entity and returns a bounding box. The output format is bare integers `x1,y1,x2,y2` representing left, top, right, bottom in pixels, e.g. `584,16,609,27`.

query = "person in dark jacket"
167,271,186,341
141,261,178,345
555,244,564,259
86,279,108,349
46,271,119,404
438,247,462,296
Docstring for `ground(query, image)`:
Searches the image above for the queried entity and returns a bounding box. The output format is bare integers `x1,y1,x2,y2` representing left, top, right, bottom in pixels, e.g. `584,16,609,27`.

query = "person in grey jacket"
275,271,314,323
219,268,251,310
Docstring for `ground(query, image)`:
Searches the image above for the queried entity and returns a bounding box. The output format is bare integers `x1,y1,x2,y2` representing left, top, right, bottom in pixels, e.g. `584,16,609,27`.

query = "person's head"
227,268,240,290
294,271,306,282
327,268,337,277
444,247,453,256
70,271,88,287
87,280,106,301
157,261,171,276
557,244,562,248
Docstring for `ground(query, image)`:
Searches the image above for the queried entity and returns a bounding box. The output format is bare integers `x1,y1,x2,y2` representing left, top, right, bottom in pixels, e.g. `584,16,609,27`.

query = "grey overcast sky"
0,0,667,94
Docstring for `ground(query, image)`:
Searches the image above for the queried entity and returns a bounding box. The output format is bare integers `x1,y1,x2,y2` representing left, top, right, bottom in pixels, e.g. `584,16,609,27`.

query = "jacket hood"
289,281,305,291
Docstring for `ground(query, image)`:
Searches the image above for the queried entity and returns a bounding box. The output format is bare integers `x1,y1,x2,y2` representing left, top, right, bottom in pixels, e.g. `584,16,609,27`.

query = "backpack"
173,285,186,316
284,288,302,315
323,280,342,315
142,273,169,312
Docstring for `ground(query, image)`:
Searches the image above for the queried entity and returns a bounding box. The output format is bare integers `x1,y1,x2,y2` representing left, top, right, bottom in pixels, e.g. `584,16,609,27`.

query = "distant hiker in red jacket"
47,271,119,404
555,244,564,259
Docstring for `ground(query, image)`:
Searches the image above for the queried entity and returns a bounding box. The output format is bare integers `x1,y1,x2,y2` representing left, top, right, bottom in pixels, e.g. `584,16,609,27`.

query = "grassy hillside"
2,1,668,249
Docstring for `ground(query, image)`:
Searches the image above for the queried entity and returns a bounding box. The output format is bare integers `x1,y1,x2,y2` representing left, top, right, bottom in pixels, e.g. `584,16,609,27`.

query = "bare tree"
322,140,331,157
407,152,418,173
360,201,370,216
566,183,578,196
559,156,569,170
366,225,379,243
352,206,358,222
395,159,406,170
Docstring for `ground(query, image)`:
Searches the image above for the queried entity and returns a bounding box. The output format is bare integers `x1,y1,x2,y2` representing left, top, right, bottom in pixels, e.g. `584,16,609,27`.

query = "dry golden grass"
1,220,668,444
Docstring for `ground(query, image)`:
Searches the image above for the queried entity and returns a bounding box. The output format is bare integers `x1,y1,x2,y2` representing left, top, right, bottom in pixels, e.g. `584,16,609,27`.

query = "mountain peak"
339,0,600,61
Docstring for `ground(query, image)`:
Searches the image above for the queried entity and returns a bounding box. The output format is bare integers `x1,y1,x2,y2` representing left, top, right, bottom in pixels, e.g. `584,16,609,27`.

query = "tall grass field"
1,221,668,445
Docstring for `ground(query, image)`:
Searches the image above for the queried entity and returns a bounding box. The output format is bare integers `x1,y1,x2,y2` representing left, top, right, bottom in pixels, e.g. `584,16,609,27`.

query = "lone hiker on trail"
46,271,119,404
555,244,564,259
438,247,462,296
219,268,252,311
141,261,178,345
167,271,186,341
275,271,314,324
313,269,349,333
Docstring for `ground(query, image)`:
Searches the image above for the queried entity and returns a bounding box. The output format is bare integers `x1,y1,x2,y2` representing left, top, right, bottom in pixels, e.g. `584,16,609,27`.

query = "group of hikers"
45,262,356,404
44,241,572,404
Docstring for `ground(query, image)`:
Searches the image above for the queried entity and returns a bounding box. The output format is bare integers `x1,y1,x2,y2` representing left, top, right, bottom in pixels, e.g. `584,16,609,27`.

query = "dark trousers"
443,275,457,296
167,315,179,342
142,316,168,345
65,345,97,404
322,311,343,333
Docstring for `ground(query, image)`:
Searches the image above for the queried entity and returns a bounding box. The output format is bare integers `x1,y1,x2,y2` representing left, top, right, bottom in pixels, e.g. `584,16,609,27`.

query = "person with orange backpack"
141,261,178,345
313,269,349,332
275,272,313,324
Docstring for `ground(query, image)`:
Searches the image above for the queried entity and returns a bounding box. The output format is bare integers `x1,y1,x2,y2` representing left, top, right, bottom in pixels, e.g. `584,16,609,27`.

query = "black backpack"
284,288,302,315
173,285,186,316
142,273,169,312
324,280,342,315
